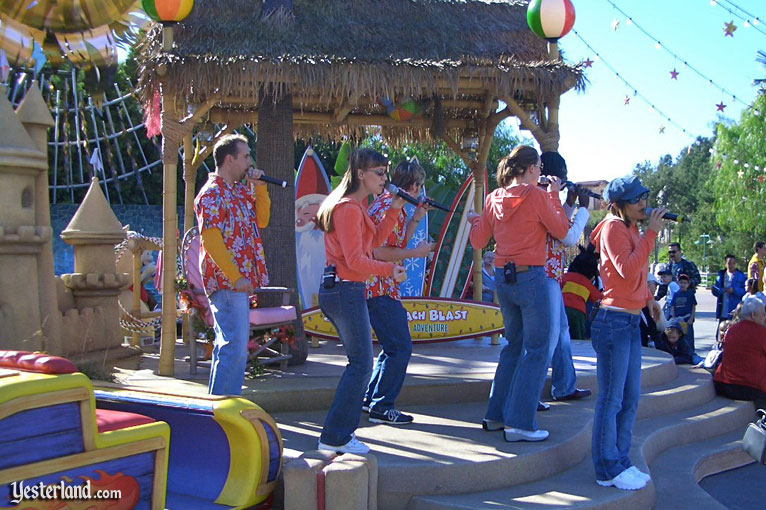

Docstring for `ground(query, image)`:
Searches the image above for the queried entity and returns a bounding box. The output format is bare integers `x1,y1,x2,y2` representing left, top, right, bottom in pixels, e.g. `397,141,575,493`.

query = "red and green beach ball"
527,0,576,41
142,0,195,22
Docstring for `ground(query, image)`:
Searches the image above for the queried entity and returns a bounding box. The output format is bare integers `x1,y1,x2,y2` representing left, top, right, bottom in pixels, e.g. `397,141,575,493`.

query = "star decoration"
670,69,679,80
716,161,722,169
759,175,765,184
738,170,745,178
583,58,593,68
716,102,727,112
659,126,666,134
724,20,737,36
611,18,620,31
624,96,631,105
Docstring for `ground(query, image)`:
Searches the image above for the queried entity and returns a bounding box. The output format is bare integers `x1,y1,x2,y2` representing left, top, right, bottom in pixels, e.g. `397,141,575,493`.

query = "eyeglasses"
367,167,387,178
627,192,649,204
668,250,677,254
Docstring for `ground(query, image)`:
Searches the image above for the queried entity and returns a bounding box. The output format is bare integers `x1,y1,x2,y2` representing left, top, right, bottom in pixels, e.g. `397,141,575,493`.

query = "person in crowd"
589,175,667,490
654,318,695,365
713,296,766,409
667,242,701,292
640,274,665,347
748,241,766,293
657,268,679,319
363,159,434,425
539,151,592,404
669,274,697,352
562,244,602,340
314,148,407,454
467,145,569,442
481,250,497,303
711,255,747,336
194,134,271,395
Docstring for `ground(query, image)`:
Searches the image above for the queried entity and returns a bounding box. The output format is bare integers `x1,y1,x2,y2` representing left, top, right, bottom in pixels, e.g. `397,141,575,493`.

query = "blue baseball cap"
603,175,650,203
665,318,687,335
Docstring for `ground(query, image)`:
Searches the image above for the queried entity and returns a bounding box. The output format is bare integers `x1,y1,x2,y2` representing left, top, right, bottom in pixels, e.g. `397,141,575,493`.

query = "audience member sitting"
640,274,666,347
713,297,766,409
654,318,695,365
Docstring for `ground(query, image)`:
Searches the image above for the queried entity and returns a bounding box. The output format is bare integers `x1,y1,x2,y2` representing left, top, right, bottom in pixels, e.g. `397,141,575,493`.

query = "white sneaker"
504,427,549,442
596,468,646,490
626,466,651,482
317,434,370,454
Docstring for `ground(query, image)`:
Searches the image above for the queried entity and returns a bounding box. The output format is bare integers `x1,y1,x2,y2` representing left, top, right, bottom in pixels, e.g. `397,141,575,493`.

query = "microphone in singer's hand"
645,207,688,222
247,168,290,188
385,183,421,207
422,197,451,213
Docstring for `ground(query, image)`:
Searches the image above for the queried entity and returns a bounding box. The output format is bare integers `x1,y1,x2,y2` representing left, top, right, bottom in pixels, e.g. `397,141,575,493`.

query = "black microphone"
423,197,451,213
562,180,603,200
644,207,688,222
385,183,421,207
247,168,290,188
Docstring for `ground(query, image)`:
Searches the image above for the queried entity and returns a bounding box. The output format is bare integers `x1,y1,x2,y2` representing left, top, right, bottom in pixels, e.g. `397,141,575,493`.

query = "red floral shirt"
194,174,269,296
545,216,575,282
365,192,407,300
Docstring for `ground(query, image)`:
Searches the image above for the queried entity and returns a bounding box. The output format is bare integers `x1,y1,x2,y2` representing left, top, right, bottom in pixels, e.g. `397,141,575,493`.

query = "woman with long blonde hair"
314,148,407,454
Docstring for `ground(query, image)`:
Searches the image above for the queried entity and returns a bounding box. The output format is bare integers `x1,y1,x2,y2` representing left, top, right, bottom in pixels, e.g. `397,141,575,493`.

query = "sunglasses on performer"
627,192,649,204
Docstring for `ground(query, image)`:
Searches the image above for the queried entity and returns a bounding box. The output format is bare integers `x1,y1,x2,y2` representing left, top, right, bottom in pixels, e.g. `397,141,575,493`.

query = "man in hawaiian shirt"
362,160,434,425
540,151,592,406
194,134,271,395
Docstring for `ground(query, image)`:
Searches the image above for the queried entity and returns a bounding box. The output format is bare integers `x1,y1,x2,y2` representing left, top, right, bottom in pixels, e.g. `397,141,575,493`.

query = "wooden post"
182,133,195,369
132,249,142,346
159,94,181,377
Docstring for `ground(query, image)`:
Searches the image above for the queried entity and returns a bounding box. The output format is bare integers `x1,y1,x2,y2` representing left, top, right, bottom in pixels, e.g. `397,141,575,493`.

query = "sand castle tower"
0,86,54,351
60,178,130,355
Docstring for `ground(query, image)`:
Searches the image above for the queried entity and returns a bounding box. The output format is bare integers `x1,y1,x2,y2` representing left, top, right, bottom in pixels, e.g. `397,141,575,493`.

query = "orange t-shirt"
324,198,398,282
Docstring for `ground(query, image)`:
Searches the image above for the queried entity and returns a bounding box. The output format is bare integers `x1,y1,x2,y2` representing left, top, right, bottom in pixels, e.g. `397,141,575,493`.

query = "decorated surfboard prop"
400,158,429,297
425,173,476,298
295,146,332,309
303,297,503,343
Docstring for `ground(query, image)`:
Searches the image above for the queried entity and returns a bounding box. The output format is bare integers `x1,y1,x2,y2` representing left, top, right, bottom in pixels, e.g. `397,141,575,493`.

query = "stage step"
407,394,753,510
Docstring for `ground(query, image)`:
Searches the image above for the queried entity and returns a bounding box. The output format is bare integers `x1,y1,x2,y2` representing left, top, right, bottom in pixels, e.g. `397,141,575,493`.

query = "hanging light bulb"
461,127,479,153
197,119,215,143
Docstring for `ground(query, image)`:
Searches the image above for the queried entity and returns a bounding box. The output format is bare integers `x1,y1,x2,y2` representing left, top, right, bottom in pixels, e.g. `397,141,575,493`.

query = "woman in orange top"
467,145,569,443
314,148,406,454
589,175,666,491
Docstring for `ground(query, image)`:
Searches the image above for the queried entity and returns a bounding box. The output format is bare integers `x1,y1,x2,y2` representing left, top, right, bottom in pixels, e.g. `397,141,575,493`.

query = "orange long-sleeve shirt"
469,184,569,267
324,198,398,282
589,215,657,310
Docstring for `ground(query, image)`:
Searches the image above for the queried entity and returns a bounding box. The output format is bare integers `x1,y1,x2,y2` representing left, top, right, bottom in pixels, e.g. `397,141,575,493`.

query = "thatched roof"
138,0,585,140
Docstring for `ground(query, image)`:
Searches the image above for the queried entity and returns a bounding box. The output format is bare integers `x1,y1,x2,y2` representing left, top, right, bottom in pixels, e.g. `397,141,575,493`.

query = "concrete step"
407,396,753,510
652,427,756,510
257,343,677,414
275,364,709,509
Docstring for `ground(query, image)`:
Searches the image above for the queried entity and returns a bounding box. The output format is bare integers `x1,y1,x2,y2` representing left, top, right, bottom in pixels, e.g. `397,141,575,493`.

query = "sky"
519,0,765,183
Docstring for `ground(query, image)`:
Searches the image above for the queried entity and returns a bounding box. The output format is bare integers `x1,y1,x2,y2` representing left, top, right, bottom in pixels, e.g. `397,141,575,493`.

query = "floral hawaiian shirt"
545,216,575,283
365,192,407,300
194,174,269,296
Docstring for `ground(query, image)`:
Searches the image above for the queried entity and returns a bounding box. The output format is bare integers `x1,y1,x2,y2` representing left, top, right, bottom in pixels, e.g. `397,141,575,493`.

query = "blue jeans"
546,278,577,399
485,267,556,431
208,289,250,396
590,308,642,481
319,281,373,446
365,295,412,412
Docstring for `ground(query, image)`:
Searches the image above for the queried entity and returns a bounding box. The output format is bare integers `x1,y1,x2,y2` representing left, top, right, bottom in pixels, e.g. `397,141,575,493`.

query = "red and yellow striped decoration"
527,0,575,41
141,0,194,23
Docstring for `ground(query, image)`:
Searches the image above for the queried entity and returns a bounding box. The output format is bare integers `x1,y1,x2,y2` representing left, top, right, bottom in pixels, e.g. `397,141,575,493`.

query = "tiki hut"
137,0,585,375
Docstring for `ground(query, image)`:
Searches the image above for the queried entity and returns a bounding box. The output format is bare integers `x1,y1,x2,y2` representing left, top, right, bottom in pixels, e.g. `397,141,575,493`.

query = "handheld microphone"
562,180,603,200
385,183,421,207
644,207,688,222
423,197,451,213
247,168,290,188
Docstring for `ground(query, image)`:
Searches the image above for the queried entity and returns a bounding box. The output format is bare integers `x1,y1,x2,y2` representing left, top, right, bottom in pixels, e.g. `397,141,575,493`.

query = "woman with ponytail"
314,148,407,454
467,145,569,442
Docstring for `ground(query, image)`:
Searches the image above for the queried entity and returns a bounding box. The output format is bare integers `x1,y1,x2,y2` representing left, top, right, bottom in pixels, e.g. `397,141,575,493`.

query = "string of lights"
711,0,766,36
604,0,755,110
572,28,697,138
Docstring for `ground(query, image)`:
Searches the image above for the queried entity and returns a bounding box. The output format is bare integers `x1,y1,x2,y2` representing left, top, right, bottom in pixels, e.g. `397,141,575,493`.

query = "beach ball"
380,97,422,122
142,0,195,22
527,0,575,41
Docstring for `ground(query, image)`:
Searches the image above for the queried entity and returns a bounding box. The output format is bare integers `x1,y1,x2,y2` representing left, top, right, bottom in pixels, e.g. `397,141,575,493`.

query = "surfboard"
302,297,503,343
399,183,428,297
424,173,476,298
294,146,331,310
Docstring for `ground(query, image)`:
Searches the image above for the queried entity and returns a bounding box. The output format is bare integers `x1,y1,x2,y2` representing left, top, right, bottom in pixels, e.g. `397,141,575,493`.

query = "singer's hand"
647,207,667,232
546,176,563,193
412,241,435,258
245,167,267,186
233,277,254,294
391,196,406,210
413,203,432,221
577,189,590,209
466,210,480,223
393,265,407,282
